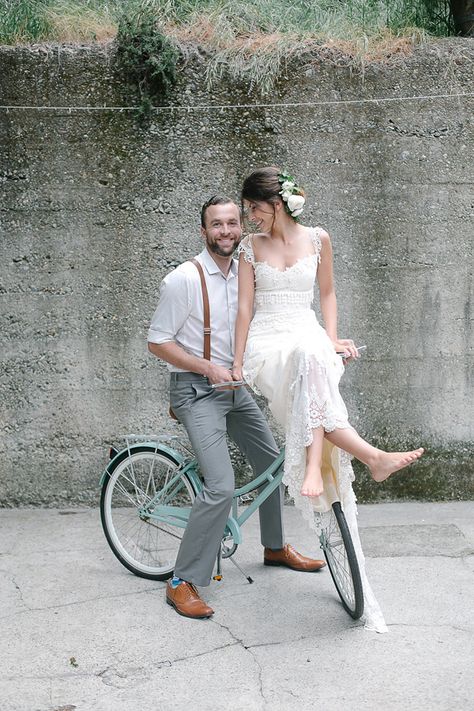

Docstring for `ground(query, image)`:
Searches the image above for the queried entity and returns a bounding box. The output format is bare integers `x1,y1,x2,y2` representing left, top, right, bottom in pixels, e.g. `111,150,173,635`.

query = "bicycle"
100,431,364,620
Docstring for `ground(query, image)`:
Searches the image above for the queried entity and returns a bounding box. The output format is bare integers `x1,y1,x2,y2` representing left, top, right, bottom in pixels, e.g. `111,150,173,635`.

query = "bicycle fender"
179,464,203,494
99,442,185,487
224,516,242,545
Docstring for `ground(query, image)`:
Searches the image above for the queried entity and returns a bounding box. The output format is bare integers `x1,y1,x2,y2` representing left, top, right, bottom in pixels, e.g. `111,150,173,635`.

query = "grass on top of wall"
0,0,455,45
0,0,456,94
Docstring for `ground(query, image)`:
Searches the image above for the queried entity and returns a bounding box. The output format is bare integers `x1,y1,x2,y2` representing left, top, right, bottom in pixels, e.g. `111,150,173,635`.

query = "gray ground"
1,501,473,711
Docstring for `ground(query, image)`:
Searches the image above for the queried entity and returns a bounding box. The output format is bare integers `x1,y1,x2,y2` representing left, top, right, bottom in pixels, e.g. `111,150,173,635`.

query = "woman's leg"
325,427,424,482
301,426,325,496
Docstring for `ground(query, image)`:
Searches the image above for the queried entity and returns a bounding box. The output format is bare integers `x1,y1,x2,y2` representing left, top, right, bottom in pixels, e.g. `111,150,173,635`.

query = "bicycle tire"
100,445,196,580
320,501,364,619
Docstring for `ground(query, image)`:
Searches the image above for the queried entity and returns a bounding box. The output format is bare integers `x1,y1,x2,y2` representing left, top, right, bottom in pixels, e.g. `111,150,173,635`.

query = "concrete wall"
1,40,473,506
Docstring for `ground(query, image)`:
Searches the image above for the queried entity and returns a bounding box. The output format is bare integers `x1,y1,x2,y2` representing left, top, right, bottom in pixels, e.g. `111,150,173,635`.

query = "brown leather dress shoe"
264,544,326,572
166,580,214,619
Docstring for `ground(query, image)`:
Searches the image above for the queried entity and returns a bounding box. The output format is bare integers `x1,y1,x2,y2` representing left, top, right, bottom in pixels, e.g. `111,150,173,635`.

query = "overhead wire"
0,91,473,113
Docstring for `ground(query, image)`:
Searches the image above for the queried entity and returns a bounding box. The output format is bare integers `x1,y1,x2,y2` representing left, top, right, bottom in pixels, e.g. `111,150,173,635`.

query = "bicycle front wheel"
320,501,364,620
100,446,196,580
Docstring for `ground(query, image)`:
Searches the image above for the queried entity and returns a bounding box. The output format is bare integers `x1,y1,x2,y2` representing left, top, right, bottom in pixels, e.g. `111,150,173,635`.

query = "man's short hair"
200,195,239,228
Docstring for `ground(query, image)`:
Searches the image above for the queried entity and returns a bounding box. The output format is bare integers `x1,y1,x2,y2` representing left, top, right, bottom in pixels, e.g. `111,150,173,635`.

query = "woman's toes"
301,487,323,497
371,447,424,482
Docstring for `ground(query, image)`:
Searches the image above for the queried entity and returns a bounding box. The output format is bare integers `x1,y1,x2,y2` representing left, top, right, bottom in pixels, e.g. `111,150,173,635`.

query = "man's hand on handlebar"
205,363,239,389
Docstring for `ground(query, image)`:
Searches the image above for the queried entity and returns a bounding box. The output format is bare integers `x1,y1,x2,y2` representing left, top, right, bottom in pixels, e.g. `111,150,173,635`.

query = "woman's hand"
205,363,235,388
332,338,359,363
231,365,244,381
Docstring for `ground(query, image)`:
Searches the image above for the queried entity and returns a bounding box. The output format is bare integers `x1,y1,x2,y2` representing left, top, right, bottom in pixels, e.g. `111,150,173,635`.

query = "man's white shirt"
147,248,238,371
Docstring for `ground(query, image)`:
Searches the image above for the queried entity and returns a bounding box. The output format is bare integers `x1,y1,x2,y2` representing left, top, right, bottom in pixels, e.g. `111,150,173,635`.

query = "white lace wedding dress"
239,228,388,633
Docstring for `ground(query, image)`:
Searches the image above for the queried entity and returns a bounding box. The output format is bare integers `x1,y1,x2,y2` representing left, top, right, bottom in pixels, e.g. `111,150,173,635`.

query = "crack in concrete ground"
207,619,332,705
387,622,473,634
0,584,157,621
365,551,474,559
210,618,245,646
169,641,240,667
2,573,31,611
212,613,364,650
245,646,266,705
210,619,267,703
245,634,321,650
1,643,241,689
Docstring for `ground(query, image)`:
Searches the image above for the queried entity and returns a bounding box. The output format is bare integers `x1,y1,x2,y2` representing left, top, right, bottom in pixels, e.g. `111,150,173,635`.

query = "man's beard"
206,238,238,257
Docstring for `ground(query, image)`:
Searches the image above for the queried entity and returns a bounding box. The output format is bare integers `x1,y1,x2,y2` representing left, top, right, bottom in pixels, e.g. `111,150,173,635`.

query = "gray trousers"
170,372,285,587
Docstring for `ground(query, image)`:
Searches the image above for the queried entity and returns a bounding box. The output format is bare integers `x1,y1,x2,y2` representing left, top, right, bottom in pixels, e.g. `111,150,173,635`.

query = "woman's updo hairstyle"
241,165,307,222
241,166,282,206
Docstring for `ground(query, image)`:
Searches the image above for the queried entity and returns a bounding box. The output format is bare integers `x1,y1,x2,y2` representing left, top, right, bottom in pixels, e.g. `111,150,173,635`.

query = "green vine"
116,8,179,121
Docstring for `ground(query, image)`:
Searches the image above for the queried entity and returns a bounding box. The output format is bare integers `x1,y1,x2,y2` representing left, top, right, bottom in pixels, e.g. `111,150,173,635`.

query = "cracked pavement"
0,502,473,711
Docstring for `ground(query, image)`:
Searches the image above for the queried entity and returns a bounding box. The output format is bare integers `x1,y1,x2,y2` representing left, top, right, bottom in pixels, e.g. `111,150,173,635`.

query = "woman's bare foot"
301,468,324,497
369,448,424,483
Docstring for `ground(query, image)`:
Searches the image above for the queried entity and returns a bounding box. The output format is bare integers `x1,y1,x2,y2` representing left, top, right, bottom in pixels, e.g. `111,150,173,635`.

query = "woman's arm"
318,231,338,340
233,253,255,379
318,231,358,359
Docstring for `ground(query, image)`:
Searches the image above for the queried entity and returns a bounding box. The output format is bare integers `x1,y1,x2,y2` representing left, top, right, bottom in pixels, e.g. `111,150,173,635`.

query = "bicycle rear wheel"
320,501,364,619
100,446,196,580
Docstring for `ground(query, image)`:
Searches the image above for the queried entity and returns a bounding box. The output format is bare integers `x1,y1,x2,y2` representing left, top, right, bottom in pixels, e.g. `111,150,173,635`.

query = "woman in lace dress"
232,166,424,632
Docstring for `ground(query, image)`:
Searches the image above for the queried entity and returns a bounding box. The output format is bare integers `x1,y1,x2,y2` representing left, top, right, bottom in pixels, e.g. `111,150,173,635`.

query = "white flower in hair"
278,170,306,220
287,194,305,216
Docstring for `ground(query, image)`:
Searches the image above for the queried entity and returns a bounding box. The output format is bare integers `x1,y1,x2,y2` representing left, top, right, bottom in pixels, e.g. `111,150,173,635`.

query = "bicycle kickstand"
213,548,254,584
228,555,254,584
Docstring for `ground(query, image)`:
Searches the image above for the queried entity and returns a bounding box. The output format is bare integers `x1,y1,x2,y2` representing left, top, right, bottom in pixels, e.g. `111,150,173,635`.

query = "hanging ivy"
116,9,179,120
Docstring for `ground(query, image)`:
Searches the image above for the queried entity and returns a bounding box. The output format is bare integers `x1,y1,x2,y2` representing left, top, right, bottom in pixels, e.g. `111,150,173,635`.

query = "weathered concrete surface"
0,502,473,710
0,41,473,505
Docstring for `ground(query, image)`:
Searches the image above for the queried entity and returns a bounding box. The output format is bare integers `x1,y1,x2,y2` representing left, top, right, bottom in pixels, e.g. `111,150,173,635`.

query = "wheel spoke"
112,478,143,507
143,519,184,542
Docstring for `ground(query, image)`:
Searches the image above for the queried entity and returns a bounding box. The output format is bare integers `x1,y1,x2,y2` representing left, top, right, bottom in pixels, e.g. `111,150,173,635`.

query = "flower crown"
278,171,305,219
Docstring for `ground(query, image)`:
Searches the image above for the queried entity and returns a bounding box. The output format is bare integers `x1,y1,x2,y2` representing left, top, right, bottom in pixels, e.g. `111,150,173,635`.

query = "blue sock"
171,576,184,588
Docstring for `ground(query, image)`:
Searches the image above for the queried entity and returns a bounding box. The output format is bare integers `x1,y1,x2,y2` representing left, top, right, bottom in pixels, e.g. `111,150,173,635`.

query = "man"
147,195,325,619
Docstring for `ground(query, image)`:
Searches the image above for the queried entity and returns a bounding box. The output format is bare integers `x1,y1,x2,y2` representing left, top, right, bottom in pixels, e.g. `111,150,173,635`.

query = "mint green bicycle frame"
133,445,286,546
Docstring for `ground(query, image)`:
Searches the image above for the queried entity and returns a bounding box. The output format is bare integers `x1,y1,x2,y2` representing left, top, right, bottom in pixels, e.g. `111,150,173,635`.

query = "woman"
232,166,424,632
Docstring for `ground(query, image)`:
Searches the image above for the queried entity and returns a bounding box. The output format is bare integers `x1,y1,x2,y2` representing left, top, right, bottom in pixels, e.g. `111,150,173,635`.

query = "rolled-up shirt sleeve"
147,270,191,344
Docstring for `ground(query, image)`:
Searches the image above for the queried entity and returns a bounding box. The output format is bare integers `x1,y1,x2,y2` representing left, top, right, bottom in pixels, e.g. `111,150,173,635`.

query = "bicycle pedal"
213,574,223,581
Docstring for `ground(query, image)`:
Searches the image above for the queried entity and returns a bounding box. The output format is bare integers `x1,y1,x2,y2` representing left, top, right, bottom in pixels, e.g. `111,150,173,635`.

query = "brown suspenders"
169,258,211,421
189,258,211,361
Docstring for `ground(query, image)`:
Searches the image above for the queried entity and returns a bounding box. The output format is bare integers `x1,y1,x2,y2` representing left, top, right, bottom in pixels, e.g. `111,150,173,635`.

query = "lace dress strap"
238,235,255,265
311,227,324,264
